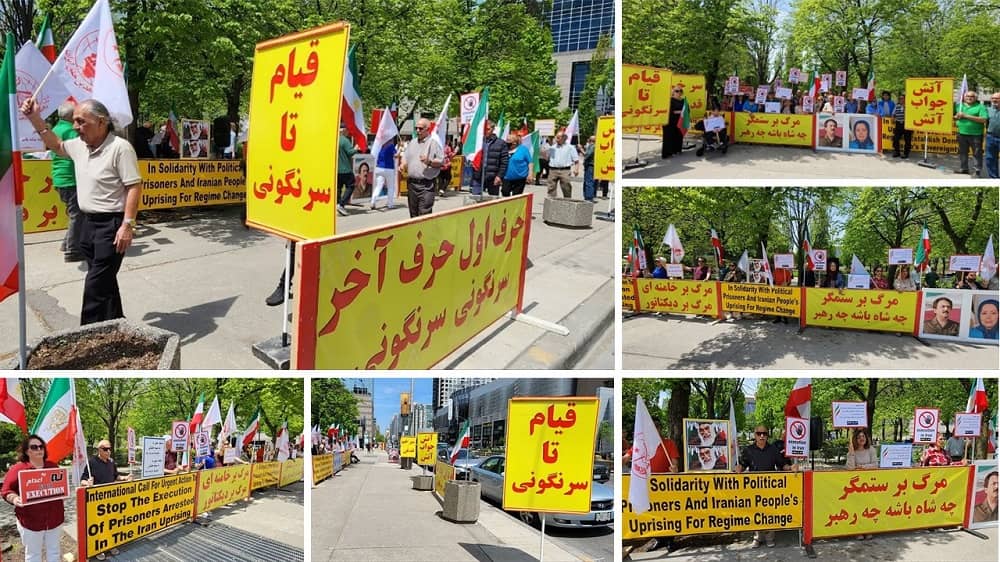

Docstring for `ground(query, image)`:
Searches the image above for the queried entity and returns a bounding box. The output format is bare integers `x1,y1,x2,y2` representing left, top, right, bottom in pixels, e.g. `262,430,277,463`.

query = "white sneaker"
336,205,348,216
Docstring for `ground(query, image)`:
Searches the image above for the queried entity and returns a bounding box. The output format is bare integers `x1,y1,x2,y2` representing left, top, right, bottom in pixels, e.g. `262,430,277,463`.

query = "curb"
506,277,614,369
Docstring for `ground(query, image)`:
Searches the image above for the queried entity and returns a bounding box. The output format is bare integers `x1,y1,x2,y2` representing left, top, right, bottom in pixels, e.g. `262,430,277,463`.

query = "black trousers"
893,122,913,155
407,178,435,217
502,178,526,196
80,212,126,325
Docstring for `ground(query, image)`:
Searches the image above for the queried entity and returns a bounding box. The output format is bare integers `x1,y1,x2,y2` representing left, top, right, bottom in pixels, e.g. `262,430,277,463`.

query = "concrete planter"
7,318,180,370
400,458,413,470
411,474,434,491
442,480,481,523
542,197,594,228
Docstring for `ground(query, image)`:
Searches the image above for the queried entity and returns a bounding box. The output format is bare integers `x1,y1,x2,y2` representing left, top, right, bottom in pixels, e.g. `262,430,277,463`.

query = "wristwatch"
123,218,136,231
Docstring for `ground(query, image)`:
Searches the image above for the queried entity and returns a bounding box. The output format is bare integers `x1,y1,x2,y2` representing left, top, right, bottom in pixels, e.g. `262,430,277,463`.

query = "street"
574,321,614,369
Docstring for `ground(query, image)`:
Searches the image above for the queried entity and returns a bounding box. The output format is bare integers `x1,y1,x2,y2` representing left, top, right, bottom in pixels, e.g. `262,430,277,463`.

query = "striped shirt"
893,103,905,122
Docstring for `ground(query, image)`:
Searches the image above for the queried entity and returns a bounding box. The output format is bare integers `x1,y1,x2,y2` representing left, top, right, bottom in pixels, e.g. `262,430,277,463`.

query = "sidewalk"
628,525,997,561
0,178,612,369
312,449,588,562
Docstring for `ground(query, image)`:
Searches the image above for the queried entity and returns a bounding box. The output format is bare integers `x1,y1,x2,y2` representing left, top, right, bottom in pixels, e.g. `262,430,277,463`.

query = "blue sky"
355,378,433,434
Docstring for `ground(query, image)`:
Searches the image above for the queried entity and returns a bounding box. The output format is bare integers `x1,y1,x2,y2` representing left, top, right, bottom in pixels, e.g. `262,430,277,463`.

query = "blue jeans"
583,165,595,201
986,134,999,179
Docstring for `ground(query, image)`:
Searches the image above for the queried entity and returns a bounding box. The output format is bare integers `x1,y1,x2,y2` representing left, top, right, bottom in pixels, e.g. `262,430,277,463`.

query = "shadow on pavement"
141,296,238,346
142,207,272,249
460,542,539,562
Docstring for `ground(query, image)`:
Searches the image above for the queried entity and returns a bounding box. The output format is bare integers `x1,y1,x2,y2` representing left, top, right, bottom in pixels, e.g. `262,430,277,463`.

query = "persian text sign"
196,464,251,514
594,116,615,181
622,279,638,311
250,461,281,490
904,78,955,134
18,468,69,505
623,473,803,539
808,466,968,540
246,23,349,240
732,113,813,147
400,436,416,458
312,453,334,484
417,432,438,465
622,65,672,130
82,473,196,558
721,283,799,317
504,397,599,514
804,288,918,333
636,279,719,316
671,74,707,123
280,458,305,486
294,195,531,369
434,460,455,497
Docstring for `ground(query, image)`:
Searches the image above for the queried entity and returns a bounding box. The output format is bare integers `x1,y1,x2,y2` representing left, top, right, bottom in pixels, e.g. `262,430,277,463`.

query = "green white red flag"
867,69,876,102
30,378,84,466
914,223,931,272
35,13,56,63
450,421,470,463
966,378,988,414
242,406,261,448
0,32,20,305
462,87,489,168
341,44,367,151
0,378,27,432
189,392,205,433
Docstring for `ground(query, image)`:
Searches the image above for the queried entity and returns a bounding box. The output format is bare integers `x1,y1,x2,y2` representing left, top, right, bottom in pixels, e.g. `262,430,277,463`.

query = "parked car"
438,448,482,479
468,455,614,529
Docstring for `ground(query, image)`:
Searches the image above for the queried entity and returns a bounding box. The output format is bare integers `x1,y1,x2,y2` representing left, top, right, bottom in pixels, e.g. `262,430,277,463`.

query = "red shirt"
1,461,66,531
650,438,680,472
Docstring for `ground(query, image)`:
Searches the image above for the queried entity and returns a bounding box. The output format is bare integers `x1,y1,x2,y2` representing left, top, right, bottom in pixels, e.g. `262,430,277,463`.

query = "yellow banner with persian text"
732,113,813,147
312,453,334,484
904,78,955,134
250,461,281,490
434,460,455,497
804,288,918,333
594,116,615,181
636,279,719,316
721,283,800,317
293,195,531,369
279,457,305,486
670,74,707,123
400,436,416,458
809,467,968,539
503,397,599,514
622,65,672,130
623,473,803,539
195,464,252,514
245,23,349,240
417,432,438,465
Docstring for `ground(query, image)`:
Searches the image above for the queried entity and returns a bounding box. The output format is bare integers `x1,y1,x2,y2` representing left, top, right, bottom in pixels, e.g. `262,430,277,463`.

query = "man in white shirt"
546,132,578,198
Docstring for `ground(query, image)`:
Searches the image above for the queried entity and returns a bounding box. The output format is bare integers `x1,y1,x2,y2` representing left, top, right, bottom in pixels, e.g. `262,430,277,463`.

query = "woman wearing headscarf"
970,299,999,339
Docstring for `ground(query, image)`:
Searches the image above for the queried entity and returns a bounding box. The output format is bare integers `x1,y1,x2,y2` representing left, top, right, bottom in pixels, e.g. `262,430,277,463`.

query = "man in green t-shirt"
955,91,988,176
52,102,82,261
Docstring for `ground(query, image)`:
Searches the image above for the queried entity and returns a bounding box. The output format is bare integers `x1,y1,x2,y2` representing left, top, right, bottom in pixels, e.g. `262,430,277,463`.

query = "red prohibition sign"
917,411,935,429
790,420,807,439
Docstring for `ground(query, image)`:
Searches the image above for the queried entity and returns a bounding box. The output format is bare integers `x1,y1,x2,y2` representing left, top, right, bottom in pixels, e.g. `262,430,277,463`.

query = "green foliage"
311,378,360,437
577,33,613,140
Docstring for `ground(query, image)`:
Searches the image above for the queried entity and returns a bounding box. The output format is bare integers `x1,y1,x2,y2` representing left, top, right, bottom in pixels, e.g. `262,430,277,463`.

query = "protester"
651,257,668,279
844,97,859,114
891,93,912,158
870,265,889,289
537,136,551,185
50,102,84,263
546,132,578,198
987,92,1000,179
1,435,64,562
876,91,895,117
695,100,729,156
473,120,508,196
970,299,999,340
945,432,967,462
920,435,951,466
223,122,238,159
846,428,878,470
923,265,939,288
132,121,154,158
581,135,597,201
399,118,445,217
893,266,917,292
163,438,180,474
23,98,142,325
924,296,960,336
973,471,999,522
436,138,455,195
955,91,988,176
955,271,982,290
501,132,532,197
661,87,686,158
371,135,398,210
336,125,359,216
822,257,846,289
80,439,129,559
735,426,792,548
692,257,711,281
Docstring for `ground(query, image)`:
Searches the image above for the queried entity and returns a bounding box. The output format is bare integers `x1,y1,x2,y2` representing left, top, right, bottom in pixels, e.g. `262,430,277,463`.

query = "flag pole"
15,193,26,368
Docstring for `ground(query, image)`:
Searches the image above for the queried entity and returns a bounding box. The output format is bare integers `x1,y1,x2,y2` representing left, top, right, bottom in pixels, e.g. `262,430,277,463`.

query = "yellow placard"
881,119,963,154
294,195,531,369
594,116,615,181
636,279,719,316
804,288,918,333
250,461,281,490
623,472,803,539
20,159,246,234
279,457,305,486
503,397,599,514
246,23,349,241
671,74,707,123
82,473,196,558
732,113,813,147
904,78,955,134
721,283,800,317
449,156,463,189
195,464,252,514
809,467,968,539
417,432,438,465
400,436,416,458
434,459,455,497
622,279,637,311
312,453,333,484
622,65,672,130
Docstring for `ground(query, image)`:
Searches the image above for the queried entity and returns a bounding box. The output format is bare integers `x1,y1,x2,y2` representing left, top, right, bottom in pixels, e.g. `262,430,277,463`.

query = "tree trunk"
666,380,691,455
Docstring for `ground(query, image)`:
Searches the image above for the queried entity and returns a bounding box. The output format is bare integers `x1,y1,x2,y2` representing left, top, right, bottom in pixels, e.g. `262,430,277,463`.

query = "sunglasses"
99,447,111,451
755,432,768,436
28,444,44,451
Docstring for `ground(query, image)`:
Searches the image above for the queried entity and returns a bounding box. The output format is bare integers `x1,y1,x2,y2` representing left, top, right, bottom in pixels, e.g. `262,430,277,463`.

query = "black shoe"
772,317,782,324
892,153,900,158
954,168,970,174
721,144,728,154
265,284,284,306
696,147,705,157
59,241,66,252
902,153,910,159
64,253,84,262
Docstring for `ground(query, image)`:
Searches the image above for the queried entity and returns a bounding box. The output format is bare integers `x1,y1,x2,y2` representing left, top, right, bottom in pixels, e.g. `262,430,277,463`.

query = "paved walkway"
623,313,999,370
312,449,592,561
1,178,612,369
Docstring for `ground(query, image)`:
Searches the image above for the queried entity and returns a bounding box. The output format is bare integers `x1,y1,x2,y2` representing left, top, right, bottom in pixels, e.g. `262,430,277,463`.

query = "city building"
350,382,376,445
546,0,614,109
432,377,495,411
412,403,434,433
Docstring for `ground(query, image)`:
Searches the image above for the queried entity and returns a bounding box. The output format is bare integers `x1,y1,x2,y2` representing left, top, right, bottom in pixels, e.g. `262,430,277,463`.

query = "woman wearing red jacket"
2,435,65,562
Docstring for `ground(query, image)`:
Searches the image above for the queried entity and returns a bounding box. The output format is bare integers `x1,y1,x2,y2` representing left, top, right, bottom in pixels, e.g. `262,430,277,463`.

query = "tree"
311,378,359,436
